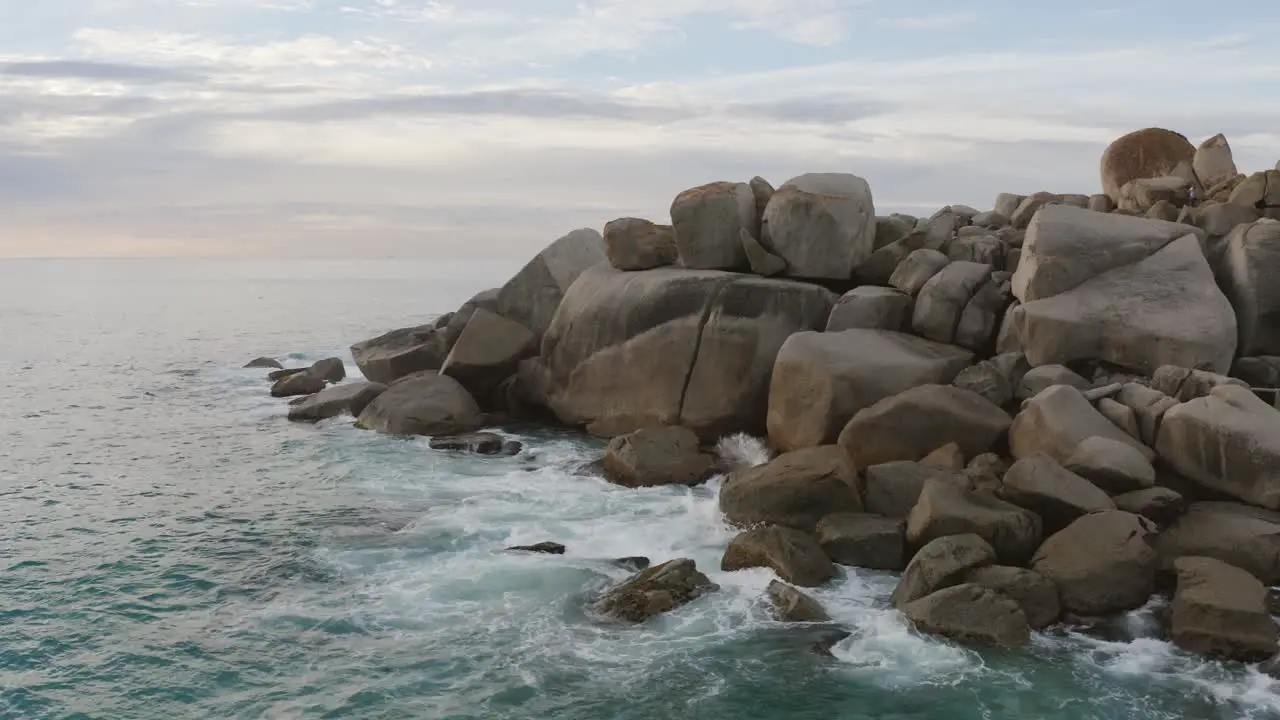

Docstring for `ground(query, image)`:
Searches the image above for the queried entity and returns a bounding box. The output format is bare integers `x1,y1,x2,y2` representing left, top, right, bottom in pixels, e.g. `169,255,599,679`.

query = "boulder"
596,558,716,622
244,356,282,369
308,357,346,384
997,454,1114,532
1010,385,1153,464
902,584,1031,647
993,193,1026,219
921,443,965,471
891,533,996,607
429,432,520,456
952,361,1014,407
1170,556,1278,662
814,512,906,571
1010,192,1059,230
1116,383,1178,446
1227,170,1280,209
856,232,928,286
267,367,308,382
963,453,1009,492
768,331,972,452
670,181,755,270
1121,175,1192,213
287,381,387,422
440,308,537,400
740,228,787,276
270,372,326,398
355,371,484,437
1088,194,1115,213
1155,385,1280,510
721,525,837,587
1194,133,1238,191
953,274,1012,351
838,385,1011,472
1063,436,1156,494
963,565,1060,629
719,446,860,532
539,265,834,439
602,217,677,271
766,580,830,622
1154,502,1280,584
1113,487,1185,526
888,248,949,296
874,214,914,250
496,227,606,341
1150,364,1248,402
1097,398,1142,441
350,325,451,384
863,461,954,519
1016,364,1090,401
760,173,876,279
602,426,715,488
1100,127,1198,204
825,286,911,332
948,234,1004,266
971,210,1009,229
1221,219,1280,356
911,261,992,344
906,478,1043,565
749,176,774,229
1031,511,1158,616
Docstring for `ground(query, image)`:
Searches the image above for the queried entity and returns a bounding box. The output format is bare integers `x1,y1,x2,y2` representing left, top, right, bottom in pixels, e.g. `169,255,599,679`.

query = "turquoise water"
3,258,1279,719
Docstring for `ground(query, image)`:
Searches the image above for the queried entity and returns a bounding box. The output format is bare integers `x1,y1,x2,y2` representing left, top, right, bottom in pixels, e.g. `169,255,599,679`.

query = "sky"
1,1,1278,258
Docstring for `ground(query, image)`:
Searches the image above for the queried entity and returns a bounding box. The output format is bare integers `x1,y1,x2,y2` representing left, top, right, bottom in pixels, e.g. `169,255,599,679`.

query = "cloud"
0,59,202,82
877,12,975,30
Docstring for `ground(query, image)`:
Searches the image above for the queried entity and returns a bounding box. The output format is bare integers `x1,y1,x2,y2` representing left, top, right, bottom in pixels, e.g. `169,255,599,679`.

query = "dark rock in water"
892,533,996,608
287,381,387,421
270,372,326,398
719,446,860,532
815,512,906,571
507,541,566,555
244,356,283,369
596,558,716,623
902,583,1031,647
268,367,309,382
429,432,520,456
611,556,650,571
811,630,851,658
350,325,451,384
767,580,830,622
309,357,346,384
602,426,715,488
355,371,484,437
721,525,836,587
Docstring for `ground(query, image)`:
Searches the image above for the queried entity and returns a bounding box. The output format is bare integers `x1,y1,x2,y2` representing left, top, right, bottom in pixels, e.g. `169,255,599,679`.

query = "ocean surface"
3,258,1280,720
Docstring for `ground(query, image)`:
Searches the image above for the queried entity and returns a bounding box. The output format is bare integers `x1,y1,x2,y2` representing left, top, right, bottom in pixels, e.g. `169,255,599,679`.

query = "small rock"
268,367,309,382
921,443,966,470
309,357,346,384
270,372,326,398
767,580,830,622
430,432,517,456
596,558,717,622
611,556,651,571
1017,365,1091,400
508,541,566,555
741,228,788,277
287,381,387,421
811,630,851,658
244,356,283,369
722,525,837,587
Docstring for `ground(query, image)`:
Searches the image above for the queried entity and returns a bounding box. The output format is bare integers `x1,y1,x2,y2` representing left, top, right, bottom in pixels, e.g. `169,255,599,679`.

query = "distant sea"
2,258,1278,720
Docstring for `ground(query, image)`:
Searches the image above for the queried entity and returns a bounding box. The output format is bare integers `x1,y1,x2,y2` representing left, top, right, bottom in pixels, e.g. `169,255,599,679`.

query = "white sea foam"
713,432,772,471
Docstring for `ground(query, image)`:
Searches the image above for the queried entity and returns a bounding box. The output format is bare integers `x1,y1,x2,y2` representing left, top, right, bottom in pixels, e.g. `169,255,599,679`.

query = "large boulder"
1154,502,1280,584
1010,384,1152,464
997,454,1114,532
911,261,992,344
1221,219,1280,356
350,325,451,384
495,228,606,341
1007,235,1237,375
1155,385,1280,510
901,584,1031,647
602,217,677,271
760,173,876,279
906,478,1043,565
963,565,1060,629
891,533,996,607
1194,133,1238,191
837,385,1011,472
355,372,484,436
287,381,387,422
1031,511,1158,616
439,308,537,401
889,248,950,296
721,525,836,587
601,426,715,488
1100,127,1198,205
815,512,906,571
539,266,834,439
862,461,953,519
1169,556,1278,662
670,181,754,270
596,558,716,622
1063,436,1156,494
768,331,972,452
719,446,860,532
766,580,830,622
825,286,911,332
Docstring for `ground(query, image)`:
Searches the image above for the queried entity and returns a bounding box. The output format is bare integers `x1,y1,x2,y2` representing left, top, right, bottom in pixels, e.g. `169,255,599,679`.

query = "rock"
602,426,715,488
670,181,755,269
856,232,928,286
906,478,1043,565
863,461,953,519
911,261,991,344
889,248,950,296
721,525,836,587
769,331,972,452
1010,192,1059,230
602,217,677,271
1031,511,1158,616
355,372,484,437
1100,128,1198,204
1088,194,1115,213
540,266,834,439
1194,134,1238,191
1097,397,1142,441
430,432,520,455
1228,170,1280,209
496,228,606,341
963,453,1008,492
902,584,1031,646
963,566,1060,629
838,385,1012,472
948,234,1004,266
998,454,1115,532
508,541,565,554
1170,556,1278,662
952,361,1014,407
825,286,911,332
350,325,451,384
1017,364,1091,401
1155,385,1280,510
267,367,308,382
287,381,387,421
440,308,537,400
1151,365,1249,402
921,443,965,471
811,630,852,658
1155,502,1280,584
971,210,1009,229
891,533,996,607
1122,175,1192,213
1235,356,1280,386
1116,383,1178,446
759,173,875,279
993,193,1026,218
766,580,830,622
1113,487,1185,526
1222,219,1280,356
308,357,346,384
953,275,1011,351
1010,385,1153,464
740,228,787,276
1061,435,1155,494
874,214,914,250
815,513,906,571
612,556,650,571
719,446,860,532
596,558,716,622
244,356,282,369
270,372,326,398
749,176,774,230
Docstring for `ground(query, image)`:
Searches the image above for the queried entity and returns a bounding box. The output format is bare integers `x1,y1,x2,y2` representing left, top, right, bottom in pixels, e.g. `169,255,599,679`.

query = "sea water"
3,258,1279,719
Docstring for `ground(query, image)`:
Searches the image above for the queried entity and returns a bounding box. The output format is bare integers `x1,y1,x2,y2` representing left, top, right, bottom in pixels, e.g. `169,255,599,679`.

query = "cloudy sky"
1,0,1278,258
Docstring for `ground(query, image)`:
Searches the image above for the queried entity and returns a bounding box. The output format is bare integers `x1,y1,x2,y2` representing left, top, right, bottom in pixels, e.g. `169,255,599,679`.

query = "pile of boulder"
249,127,1280,665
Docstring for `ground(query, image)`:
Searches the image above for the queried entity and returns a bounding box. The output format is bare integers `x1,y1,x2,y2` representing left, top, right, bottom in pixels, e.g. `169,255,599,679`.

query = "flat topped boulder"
1170,556,1278,662
596,558,716,623
670,181,754,270
907,478,1043,565
1100,127,1197,205
495,227,605,341
350,324,451,384
719,446,860,532
901,584,1031,647
287,381,387,422
1031,510,1158,616
355,371,483,437
760,172,876,279
602,426,715,488
768,330,973,452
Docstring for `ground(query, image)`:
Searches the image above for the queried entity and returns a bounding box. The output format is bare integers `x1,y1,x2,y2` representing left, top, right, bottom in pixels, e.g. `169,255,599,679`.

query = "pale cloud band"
1,0,1277,257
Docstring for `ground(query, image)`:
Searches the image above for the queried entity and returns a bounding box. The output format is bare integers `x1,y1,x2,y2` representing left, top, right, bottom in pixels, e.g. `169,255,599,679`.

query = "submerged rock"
596,558,717,623
429,432,520,456
507,541,566,555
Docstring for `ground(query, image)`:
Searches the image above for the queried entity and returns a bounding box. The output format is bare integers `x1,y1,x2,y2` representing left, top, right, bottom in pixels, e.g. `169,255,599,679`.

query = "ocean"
2,258,1278,720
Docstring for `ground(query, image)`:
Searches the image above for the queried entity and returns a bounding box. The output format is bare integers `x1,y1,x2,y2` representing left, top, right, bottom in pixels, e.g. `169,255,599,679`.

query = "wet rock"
1009,384,1152,465
963,565,1061,629
997,454,1114,532
811,630,851,658
270,372,326,398
596,558,717,622
244,356,282,369
1154,502,1280,584
891,533,996,607
907,478,1043,565
767,580,830,622
611,556,651,571
762,173,876,279
825,286,912,332
1170,556,1278,662
815,512,906,571
356,371,484,437
719,446,860,532
268,367,308,382
1031,511,1158,616
902,584,1031,647
287,381,387,421
721,525,836,587
508,541,566,555
1063,436,1156,494
601,426,715,488
1113,487,1185,526
429,432,518,456
602,217,677,271
670,181,755,270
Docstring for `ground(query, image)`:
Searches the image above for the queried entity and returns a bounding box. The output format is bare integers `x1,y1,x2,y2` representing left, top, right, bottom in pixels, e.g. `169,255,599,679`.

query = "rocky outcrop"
1031,511,1158,616
1221,219,1280,356
1009,384,1151,464
440,308,537,401
825,286,911,332
670,181,754,270
963,565,1060,629
891,533,996,607
838,385,1011,472
906,478,1043,565
901,584,1031,647
1100,128,1198,205
768,331,972,452
1169,556,1278,662
496,228,606,341
766,580,830,622
1154,502,1280,584
997,454,1114,531
721,525,836,587
356,372,484,437
815,512,906,571
596,558,716,622
760,173,876,279
603,217,677,271
287,381,387,422
719,446,860,532
601,426,715,488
